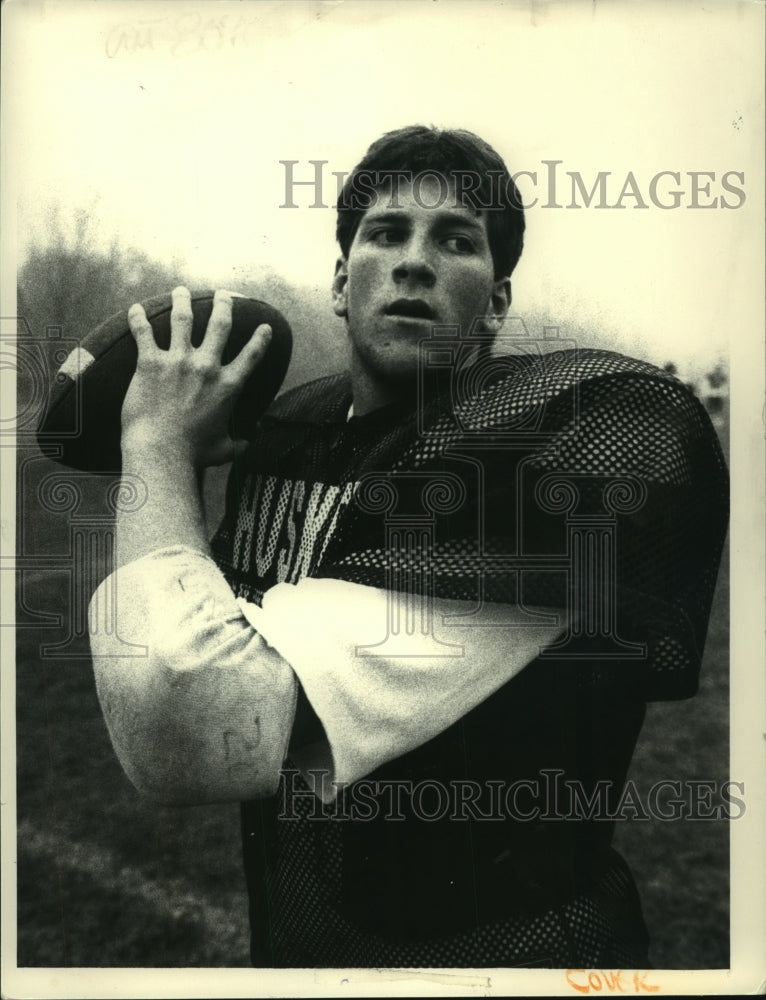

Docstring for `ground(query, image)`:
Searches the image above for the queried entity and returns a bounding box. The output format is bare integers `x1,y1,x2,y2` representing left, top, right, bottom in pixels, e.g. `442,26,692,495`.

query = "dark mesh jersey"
211,347,728,968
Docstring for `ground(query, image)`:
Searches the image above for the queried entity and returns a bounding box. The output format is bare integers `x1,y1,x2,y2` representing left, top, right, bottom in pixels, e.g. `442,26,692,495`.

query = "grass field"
13,440,730,969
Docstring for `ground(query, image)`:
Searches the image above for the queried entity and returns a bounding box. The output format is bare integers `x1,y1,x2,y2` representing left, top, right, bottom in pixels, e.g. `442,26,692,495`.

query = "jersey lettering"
232,474,356,588
288,481,354,582
277,479,305,582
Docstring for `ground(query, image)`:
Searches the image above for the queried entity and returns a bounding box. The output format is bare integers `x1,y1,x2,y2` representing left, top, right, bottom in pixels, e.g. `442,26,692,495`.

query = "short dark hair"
336,125,525,279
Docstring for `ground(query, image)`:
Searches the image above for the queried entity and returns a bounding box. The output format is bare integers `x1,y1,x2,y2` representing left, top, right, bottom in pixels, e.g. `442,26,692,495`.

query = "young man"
89,126,728,967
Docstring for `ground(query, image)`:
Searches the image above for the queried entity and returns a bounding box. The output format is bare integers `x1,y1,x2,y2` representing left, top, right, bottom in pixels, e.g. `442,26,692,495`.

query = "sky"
4,0,764,379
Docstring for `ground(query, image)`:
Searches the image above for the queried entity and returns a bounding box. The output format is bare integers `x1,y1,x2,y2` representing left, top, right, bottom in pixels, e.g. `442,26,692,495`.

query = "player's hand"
121,286,272,467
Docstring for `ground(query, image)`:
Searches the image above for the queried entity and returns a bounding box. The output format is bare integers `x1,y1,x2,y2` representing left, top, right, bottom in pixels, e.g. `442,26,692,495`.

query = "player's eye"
443,235,476,254
370,227,406,245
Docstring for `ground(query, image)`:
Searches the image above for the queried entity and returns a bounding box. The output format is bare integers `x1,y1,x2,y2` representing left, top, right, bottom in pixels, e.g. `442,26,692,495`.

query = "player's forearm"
89,546,297,804
116,441,210,568
245,577,567,801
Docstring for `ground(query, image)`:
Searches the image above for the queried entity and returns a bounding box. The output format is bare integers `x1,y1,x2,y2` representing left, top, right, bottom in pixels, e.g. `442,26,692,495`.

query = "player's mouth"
384,299,436,323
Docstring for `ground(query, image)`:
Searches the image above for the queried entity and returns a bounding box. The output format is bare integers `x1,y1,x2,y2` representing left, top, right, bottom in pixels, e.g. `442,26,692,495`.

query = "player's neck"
348,355,417,417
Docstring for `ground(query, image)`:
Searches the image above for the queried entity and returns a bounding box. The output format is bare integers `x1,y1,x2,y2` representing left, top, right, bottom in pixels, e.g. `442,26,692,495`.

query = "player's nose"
392,256,437,288
392,236,436,287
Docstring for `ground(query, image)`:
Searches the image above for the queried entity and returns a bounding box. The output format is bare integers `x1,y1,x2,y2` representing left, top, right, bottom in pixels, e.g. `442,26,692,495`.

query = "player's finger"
127,304,158,357
169,285,193,353
226,323,272,383
199,289,234,360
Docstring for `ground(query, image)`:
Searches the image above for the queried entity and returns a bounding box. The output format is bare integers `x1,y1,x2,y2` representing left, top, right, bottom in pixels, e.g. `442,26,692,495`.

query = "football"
37,290,293,472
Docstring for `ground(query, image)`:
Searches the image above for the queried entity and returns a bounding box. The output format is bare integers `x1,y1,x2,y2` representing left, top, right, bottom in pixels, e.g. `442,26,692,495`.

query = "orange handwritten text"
565,969,660,994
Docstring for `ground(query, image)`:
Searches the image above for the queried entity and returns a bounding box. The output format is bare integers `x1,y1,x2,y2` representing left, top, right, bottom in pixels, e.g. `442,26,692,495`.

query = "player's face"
332,177,510,414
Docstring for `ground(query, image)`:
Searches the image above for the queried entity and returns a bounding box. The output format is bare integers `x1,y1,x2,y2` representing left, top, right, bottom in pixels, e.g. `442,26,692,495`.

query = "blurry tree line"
19,208,180,370
662,360,729,425
16,206,348,404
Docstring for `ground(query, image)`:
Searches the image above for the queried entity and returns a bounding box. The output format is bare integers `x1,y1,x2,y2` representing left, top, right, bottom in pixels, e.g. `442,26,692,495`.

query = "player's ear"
483,277,511,333
332,257,349,318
